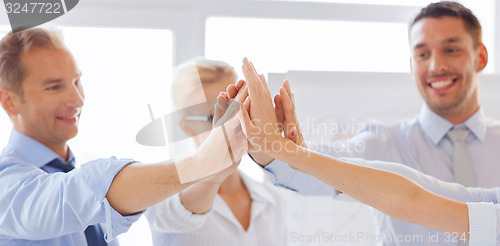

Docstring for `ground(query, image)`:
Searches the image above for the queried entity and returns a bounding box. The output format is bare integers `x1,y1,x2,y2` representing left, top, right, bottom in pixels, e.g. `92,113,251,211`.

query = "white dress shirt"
467,202,500,246
265,106,500,245
145,172,291,246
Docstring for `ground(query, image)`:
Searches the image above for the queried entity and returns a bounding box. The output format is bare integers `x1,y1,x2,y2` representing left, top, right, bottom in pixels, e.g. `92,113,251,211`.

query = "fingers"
288,126,298,144
218,92,227,100
274,94,285,131
235,79,245,90
280,86,295,136
234,82,248,105
227,84,238,99
242,58,273,107
237,100,254,139
259,74,268,85
242,59,260,98
233,80,247,104
218,92,229,116
243,96,251,112
283,80,293,103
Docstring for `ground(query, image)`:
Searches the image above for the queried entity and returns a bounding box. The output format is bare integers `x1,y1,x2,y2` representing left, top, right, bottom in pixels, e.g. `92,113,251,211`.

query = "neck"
218,172,246,194
15,127,68,160
430,104,480,125
52,145,69,161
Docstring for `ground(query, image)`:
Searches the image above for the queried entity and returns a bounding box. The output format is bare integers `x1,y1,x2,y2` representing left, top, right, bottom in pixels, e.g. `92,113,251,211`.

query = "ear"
475,44,488,72
179,119,195,137
0,88,20,116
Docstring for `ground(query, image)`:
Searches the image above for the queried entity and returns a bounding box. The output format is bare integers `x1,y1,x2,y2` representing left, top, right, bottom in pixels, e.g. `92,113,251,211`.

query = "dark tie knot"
45,158,75,173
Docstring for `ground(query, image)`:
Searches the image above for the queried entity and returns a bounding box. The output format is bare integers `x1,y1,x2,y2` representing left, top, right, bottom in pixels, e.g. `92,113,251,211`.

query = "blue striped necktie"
45,158,108,246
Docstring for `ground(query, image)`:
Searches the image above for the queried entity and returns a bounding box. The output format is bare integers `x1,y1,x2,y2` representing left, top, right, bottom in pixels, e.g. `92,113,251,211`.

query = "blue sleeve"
265,160,333,195
0,156,141,241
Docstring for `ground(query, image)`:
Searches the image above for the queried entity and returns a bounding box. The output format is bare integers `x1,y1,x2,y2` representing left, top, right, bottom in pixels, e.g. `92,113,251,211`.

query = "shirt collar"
213,172,278,217
418,105,487,145
462,108,487,143
6,129,71,168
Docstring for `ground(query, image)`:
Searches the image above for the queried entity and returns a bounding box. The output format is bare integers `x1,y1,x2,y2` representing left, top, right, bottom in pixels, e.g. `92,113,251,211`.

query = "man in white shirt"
248,1,497,245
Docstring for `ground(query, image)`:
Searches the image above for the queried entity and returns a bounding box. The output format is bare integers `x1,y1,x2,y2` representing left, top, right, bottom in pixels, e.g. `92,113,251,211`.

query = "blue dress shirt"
0,130,142,246
266,106,500,245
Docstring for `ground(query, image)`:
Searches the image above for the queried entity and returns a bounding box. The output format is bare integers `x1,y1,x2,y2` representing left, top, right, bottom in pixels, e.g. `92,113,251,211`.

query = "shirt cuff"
104,198,144,242
147,193,209,233
171,193,209,223
467,202,498,245
80,157,138,241
264,159,297,186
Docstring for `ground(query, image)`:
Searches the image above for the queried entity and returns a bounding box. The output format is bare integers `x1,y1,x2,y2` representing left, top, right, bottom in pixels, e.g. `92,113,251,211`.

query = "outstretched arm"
107,91,248,215
238,57,469,237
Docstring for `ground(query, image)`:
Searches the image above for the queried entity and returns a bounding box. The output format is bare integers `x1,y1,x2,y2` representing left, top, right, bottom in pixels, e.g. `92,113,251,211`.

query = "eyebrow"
41,73,82,86
414,37,463,50
442,38,462,44
42,79,62,86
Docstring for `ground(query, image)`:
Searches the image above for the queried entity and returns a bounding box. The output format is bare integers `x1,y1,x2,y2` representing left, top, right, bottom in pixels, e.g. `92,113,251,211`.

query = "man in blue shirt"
0,28,247,245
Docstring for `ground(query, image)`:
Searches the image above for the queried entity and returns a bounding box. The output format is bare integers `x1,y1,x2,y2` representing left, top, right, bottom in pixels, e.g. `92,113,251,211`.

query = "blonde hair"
0,28,64,96
171,58,237,111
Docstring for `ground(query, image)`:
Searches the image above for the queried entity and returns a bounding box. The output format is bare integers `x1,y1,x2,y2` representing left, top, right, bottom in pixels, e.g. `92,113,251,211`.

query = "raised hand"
238,58,294,158
274,80,306,148
176,84,248,184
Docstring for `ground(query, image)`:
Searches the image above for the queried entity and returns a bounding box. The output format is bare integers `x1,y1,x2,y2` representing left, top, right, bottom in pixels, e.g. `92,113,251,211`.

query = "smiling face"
11,47,84,153
410,16,487,123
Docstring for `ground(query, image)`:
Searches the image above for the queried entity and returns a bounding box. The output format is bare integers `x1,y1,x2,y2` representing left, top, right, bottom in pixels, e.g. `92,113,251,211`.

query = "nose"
429,53,448,74
66,83,85,109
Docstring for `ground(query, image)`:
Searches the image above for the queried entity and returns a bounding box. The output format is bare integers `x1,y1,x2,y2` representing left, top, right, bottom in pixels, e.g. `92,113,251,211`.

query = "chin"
64,129,79,141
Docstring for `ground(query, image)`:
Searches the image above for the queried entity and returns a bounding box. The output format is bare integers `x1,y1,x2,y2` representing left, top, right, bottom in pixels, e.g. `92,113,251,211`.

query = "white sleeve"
467,202,499,246
145,193,209,233
361,159,500,203
262,121,390,197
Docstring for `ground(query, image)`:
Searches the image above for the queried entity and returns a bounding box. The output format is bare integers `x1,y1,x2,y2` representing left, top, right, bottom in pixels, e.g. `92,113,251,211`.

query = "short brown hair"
409,1,482,47
0,28,63,95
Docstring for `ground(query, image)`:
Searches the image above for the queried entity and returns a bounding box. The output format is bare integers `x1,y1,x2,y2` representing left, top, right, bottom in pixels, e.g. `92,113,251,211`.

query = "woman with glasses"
145,58,291,246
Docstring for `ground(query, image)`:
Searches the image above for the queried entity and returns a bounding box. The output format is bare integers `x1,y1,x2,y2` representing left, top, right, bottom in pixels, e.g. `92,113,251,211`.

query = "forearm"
273,143,469,235
179,180,221,214
106,158,193,216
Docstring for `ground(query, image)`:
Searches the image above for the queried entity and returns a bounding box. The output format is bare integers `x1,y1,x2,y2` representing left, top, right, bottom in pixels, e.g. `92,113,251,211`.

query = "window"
0,26,172,246
206,0,495,74
206,17,411,75
62,27,172,246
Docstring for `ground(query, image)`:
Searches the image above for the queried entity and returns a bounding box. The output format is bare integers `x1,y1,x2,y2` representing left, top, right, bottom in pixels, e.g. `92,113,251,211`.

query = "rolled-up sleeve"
0,156,140,241
80,157,143,241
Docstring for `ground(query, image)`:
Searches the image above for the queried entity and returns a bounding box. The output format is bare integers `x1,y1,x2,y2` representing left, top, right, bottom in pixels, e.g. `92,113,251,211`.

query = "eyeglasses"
184,114,214,122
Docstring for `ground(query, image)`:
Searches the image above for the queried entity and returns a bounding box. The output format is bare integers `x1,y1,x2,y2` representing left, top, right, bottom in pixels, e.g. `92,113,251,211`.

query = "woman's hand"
237,58,295,158
176,85,248,184
275,80,306,148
